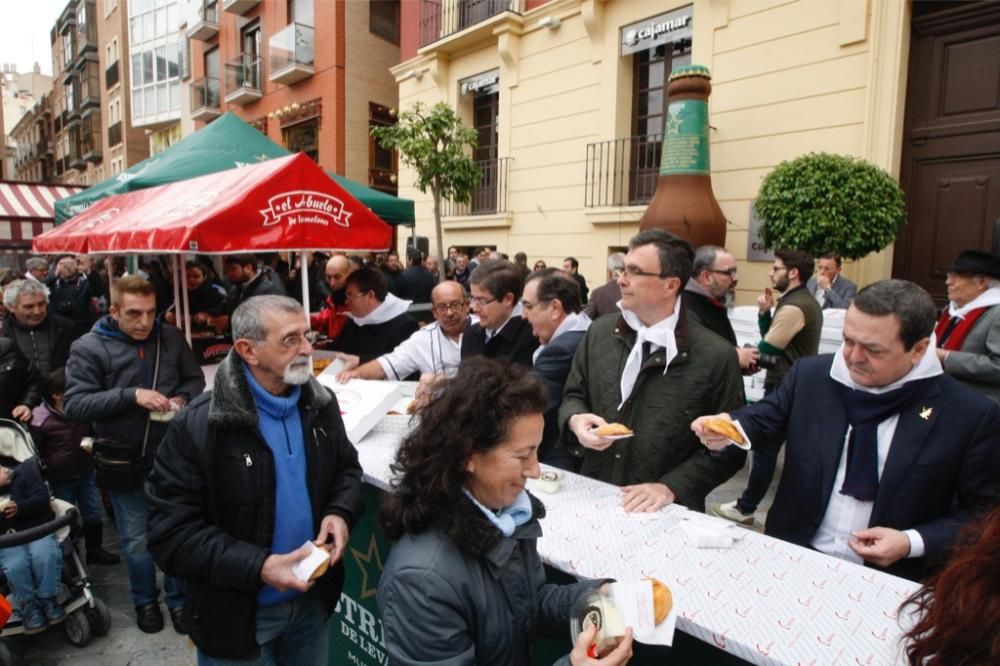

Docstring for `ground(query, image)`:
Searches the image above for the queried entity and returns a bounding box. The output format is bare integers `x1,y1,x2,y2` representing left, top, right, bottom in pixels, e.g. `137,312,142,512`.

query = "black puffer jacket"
146,350,364,660
0,338,43,419
3,313,76,376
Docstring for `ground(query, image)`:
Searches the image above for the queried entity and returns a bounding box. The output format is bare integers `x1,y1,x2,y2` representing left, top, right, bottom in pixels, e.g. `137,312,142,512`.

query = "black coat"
461,316,539,368
147,350,364,659
3,313,76,376
0,456,53,533
0,338,43,419
393,266,436,304
227,269,287,315
533,329,586,469
334,313,419,365
48,275,96,329
682,289,737,346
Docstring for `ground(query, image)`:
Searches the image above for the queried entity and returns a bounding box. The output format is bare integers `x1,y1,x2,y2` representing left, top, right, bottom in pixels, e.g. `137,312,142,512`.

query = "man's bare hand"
334,353,362,383
735,347,759,370
815,274,832,291
621,483,674,513
570,624,634,665
135,389,171,412
11,405,32,422
690,414,735,451
260,543,314,593
849,527,911,568
757,288,774,313
4,501,18,518
569,414,614,451
316,514,350,566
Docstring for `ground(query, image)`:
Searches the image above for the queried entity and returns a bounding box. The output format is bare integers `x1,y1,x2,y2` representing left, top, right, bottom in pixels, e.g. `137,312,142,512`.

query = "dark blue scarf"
837,378,932,501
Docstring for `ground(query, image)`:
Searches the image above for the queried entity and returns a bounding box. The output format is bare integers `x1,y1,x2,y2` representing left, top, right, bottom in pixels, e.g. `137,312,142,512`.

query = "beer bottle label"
659,99,710,176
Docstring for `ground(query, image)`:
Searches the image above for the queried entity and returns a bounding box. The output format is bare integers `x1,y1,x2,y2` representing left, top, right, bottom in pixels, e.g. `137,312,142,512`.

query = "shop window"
283,119,319,162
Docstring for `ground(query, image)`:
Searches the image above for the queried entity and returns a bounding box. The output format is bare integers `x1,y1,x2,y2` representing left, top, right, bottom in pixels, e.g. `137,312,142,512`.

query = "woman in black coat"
378,358,633,666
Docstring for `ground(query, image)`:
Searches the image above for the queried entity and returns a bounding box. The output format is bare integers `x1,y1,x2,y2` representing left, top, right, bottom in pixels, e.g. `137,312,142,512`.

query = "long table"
350,414,918,666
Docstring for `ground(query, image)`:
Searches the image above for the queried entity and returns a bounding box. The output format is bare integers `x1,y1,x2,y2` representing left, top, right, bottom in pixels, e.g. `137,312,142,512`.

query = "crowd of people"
0,234,997,664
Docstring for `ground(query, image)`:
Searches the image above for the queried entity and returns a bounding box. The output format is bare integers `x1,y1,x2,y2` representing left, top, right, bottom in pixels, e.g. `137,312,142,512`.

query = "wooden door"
894,2,1000,303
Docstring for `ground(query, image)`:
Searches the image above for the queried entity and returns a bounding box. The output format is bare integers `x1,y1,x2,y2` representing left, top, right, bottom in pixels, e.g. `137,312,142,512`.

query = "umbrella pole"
180,254,192,349
171,255,181,330
300,251,310,328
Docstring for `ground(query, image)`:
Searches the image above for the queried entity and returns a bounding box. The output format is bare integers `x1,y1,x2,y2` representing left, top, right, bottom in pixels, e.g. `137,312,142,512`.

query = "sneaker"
22,603,47,635
135,602,164,634
38,597,66,625
710,500,755,526
168,606,189,635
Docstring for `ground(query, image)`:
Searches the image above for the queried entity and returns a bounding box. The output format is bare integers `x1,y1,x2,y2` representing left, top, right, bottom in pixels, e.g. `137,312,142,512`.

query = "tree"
753,152,906,261
370,102,479,276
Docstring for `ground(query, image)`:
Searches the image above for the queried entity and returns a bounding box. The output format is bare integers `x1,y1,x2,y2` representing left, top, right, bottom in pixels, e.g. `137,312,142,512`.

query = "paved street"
6,452,780,665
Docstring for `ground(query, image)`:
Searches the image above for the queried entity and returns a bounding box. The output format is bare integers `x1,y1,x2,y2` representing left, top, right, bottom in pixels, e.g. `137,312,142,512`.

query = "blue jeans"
51,471,104,525
737,383,779,514
0,534,61,609
109,488,185,609
196,588,330,666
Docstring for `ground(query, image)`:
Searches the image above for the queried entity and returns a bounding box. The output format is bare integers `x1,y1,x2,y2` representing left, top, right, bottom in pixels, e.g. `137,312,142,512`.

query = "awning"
0,181,85,250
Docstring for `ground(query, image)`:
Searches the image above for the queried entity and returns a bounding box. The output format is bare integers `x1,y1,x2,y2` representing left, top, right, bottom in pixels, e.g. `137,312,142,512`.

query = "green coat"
558,306,747,511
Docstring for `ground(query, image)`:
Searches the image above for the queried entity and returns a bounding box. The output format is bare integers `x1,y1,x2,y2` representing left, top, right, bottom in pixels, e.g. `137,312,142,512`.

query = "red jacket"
310,295,351,340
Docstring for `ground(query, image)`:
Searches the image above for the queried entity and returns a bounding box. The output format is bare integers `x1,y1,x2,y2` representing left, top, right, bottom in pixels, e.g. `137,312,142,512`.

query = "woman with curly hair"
900,505,1000,665
377,357,632,666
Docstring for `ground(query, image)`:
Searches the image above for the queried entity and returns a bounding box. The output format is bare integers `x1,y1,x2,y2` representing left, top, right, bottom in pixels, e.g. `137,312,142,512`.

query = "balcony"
188,2,219,41
108,121,122,147
269,23,314,85
441,157,512,216
419,0,517,48
36,137,49,156
81,120,102,163
68,140,85,171
224,55,262,105
54,114,62,133
222,0,259,15
105,60,120,89
190,76,222,121
584,133,664,208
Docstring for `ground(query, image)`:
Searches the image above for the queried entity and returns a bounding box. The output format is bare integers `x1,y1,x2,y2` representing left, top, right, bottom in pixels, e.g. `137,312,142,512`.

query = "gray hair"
987,278,1000,290
25,258,48,272
606,252,625,275
231,295,303,341
3,279,50,309
692,245,728,277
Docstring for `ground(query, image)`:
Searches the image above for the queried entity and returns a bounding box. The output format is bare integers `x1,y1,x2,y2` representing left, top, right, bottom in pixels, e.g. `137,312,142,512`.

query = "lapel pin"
919,407,933,421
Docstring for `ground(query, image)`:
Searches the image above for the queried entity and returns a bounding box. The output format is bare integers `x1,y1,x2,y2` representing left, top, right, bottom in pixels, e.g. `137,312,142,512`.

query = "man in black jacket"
48,255,98,333
3,278,76,376
333,267,419,365
223,254,287,316
65,276,205,635
393,248,436,303
147,295,364,663
461,259,538,367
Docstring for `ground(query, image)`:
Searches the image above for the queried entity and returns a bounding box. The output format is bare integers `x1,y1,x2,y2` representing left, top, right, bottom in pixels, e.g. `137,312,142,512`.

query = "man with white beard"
147,295,363,664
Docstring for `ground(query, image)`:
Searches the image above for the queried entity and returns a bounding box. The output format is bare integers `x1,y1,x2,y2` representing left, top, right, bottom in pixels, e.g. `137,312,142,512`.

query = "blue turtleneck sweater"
242,365,314,607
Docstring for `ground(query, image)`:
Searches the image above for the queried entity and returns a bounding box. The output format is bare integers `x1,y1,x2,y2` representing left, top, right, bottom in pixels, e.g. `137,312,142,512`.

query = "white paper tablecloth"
356,415,918,666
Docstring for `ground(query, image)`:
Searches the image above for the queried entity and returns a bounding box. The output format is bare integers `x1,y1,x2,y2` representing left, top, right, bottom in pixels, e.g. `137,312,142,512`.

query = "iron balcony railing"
442,157,512,216
190,76,222,111
584,133,664,208
419,0,517,47
225,54,261,92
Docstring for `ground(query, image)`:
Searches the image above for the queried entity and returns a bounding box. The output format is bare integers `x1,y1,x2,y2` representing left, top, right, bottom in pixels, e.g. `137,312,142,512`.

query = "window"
471,91,499,214
370,0,399,44
105,37,119,65
287,0,313,26
104,0,118,17
282,119,319,162
369,102,396,194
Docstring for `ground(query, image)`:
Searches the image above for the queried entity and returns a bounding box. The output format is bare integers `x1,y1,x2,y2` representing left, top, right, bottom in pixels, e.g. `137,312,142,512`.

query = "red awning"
33,154,392,255
0,181,85,249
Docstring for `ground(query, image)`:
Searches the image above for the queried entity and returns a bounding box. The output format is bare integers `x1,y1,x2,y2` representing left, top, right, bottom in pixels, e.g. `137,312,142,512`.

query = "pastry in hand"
704,418,743,445
647,578,673,624
594,423,633,437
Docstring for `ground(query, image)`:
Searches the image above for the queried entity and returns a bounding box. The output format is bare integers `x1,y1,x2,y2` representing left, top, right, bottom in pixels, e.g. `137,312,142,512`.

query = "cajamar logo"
260,190,352,228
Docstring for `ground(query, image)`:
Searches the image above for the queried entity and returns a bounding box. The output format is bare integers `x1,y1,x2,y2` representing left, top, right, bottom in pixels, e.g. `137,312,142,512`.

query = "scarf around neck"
462,488,533,537
616,297,680,409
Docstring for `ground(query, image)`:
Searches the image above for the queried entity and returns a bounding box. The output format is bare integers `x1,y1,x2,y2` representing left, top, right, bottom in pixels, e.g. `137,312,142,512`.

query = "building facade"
181,0,400,192
100,0,151,176
2,64,54,182
393,0,1000,304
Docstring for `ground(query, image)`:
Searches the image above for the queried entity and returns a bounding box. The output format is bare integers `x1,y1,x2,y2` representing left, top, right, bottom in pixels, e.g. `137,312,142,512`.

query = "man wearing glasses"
711,249,822,525
683,245,760,372
147,295,363,664
330,267,419,367
335,281,473,382
559,229,746,513
460,260,538,367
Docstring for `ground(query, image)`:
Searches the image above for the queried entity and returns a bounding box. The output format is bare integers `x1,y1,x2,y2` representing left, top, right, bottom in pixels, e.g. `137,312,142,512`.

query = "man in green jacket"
559,230,746,513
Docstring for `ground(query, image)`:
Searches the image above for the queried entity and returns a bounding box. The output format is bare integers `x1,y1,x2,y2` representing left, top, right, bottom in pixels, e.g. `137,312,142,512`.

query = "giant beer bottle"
639,65,726,247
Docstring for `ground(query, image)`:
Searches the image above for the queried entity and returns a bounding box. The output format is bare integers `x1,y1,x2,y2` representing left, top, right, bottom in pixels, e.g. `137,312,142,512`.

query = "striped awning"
0,181,85,249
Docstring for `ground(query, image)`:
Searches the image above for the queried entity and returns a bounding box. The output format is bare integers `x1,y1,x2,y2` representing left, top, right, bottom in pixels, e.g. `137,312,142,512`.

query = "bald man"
336,281,473,381
310,255,356,340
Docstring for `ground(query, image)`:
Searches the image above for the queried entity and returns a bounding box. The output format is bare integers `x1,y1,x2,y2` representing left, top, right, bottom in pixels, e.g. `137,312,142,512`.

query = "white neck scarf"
347,292,412,326
617,297,680,409
532,312,592,364
830,332,943,395
948,286,1000,319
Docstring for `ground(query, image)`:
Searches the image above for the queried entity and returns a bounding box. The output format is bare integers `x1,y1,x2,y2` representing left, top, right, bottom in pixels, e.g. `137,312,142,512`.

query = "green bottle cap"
669,64,711,82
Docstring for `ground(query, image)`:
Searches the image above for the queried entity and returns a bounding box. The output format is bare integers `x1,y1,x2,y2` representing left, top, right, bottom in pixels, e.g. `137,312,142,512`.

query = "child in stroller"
0,419,110,663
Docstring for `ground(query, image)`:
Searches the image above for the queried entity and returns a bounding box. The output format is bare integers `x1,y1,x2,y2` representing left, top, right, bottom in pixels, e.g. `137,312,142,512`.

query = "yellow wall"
393,0,910,301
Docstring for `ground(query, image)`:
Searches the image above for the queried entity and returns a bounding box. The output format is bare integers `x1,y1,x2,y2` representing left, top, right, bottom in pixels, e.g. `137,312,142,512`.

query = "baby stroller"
0,419,111,666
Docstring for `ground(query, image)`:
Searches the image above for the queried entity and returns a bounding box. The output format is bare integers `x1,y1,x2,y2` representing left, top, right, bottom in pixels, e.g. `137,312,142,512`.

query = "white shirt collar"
348,292,412,326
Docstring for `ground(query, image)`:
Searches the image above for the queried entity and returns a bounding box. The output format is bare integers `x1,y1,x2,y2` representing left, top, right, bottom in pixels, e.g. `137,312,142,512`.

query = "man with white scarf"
694,280,1000,580
935,250,1000,403
330,267,419,370
559,229,746,513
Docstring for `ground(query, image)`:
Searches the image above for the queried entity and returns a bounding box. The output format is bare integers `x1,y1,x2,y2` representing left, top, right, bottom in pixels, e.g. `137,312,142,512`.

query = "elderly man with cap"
935,250,1000,403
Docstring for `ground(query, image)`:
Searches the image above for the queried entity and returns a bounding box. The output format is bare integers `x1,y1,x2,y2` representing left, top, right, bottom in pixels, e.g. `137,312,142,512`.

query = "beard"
283,355,313,385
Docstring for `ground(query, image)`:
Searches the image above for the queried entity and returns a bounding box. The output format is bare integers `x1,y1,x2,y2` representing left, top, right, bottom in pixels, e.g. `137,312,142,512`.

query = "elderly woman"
378,357,632,666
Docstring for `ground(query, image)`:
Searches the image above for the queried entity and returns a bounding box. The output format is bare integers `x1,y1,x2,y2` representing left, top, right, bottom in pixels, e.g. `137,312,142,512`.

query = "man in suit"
521,268,590,469
460,260,538,367
935,249,1000,403
584,253,625,320
806,252,857,310
693,280,1000,580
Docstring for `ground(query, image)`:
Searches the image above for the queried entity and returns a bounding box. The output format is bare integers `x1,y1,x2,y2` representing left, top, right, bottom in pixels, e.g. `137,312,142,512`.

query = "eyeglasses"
267,330,320,350
708,268,738,277
620,265,670,279
520,299,549,311
469,295,498,306
432,300,467,314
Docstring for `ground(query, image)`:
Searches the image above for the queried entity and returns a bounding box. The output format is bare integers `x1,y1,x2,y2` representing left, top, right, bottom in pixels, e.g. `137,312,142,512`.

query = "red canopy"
33,153,392,255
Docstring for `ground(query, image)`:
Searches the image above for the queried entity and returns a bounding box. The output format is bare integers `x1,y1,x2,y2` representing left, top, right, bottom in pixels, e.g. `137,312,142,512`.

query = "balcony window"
108,121,122,147
419,0,516,47
269,23,314,85
190,76,222,121
81,113,103,162
370,0,400,44
188,1,219,41
105,60,120,88
224,55,262,105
